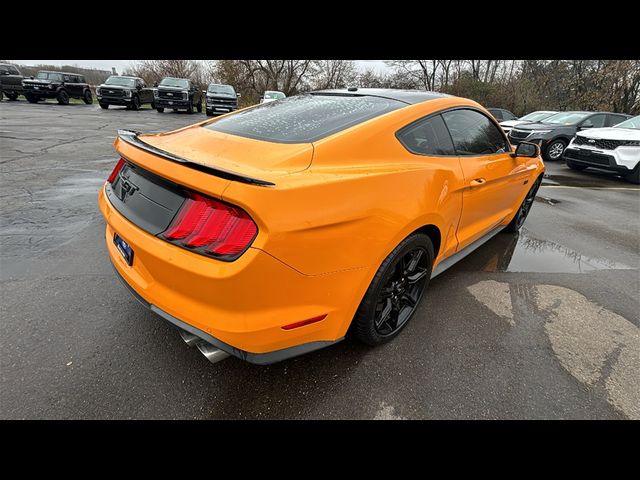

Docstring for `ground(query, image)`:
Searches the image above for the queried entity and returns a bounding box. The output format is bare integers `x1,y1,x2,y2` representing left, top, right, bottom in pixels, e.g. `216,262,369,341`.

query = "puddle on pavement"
461,230,633,274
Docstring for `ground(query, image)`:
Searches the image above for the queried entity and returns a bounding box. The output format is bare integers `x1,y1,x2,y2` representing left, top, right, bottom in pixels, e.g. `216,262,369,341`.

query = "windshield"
541,112,590,125
264,91,285,100
205,94,405,143
613,116,640,129
208,84,235,95
104,76,136,87
520,111,556,122
159,77,188,89
36,72,63,81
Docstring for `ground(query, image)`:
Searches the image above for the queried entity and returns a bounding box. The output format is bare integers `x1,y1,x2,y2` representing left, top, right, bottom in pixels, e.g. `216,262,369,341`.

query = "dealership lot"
1,101,638,419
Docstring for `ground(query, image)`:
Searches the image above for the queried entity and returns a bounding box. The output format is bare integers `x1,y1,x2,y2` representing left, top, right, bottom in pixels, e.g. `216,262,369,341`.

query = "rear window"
204,94,406,143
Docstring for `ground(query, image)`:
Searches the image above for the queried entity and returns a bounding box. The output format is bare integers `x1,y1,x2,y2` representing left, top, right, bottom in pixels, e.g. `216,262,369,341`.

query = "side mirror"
236,92,241,98
578,124,593,130
153,82,158,87
512,141,540,158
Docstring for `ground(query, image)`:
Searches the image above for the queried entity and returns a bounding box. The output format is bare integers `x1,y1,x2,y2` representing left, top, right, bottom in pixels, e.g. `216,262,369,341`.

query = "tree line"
4,59,638,115
125,60,639,115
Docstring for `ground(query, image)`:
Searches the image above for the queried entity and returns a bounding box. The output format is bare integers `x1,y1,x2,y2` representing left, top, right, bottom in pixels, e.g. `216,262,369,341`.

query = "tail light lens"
107,158,125,184
161,192,258,261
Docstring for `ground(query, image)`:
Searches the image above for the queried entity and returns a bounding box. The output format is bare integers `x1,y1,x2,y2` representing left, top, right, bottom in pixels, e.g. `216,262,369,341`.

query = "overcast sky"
9,60,390,74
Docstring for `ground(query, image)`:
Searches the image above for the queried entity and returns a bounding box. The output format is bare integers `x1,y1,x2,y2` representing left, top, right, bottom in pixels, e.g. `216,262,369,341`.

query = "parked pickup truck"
205,83,240,116
96,75,155,110
154,77,203,114
0,63,24,101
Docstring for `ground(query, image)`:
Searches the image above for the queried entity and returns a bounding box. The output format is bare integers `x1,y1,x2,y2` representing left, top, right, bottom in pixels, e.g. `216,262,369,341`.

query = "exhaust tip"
196,342,230,364
178,328,202,347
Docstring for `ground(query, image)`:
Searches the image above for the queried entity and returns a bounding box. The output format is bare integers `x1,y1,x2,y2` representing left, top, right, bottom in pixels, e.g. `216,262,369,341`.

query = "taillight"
161,192,258,261
107,158,125,184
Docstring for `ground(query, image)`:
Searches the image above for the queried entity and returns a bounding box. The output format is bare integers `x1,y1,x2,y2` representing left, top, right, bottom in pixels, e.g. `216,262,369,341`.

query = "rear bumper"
98,185,362,361
110,261,341,364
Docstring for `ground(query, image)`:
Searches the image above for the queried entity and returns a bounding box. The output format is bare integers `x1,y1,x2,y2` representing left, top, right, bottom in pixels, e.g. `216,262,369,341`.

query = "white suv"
564,115,640,184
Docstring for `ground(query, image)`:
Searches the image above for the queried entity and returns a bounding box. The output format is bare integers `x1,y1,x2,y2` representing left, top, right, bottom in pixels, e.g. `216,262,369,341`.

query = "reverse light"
107,158,125,184
161,192,258,261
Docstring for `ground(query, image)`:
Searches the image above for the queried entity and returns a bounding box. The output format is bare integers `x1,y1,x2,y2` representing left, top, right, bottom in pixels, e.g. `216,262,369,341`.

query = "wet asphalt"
1,100,639,419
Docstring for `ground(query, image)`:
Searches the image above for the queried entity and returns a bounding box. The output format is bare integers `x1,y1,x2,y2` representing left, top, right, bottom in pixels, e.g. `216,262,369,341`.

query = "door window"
442,109,509,155
397,114,456,156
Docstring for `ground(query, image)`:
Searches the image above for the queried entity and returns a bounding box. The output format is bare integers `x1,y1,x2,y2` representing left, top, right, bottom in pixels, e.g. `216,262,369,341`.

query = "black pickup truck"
205,83,240,116
154,77,203,114
0,63,24,101
22,71,93,105
96,75,155,110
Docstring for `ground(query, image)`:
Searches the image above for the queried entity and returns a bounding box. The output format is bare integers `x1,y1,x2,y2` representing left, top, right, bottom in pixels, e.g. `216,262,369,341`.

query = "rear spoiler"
116,130,275,187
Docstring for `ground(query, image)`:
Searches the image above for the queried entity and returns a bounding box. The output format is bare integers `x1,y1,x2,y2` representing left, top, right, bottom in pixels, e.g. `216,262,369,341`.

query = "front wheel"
186,101,193,114
505,175,543,233
131,95,140,110
6,92,19,101
82,89,93,104
352,233,433,346
196,99,202,113
26,95,39,103
543,139,567,161
566,159,587,171
156,107,164,113
99,103,109,109
624,164,639,185
57,90,70,105
206,109,214,117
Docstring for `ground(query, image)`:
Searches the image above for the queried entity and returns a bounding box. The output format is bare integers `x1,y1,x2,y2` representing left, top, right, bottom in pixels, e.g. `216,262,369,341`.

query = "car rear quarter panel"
222,98,477,278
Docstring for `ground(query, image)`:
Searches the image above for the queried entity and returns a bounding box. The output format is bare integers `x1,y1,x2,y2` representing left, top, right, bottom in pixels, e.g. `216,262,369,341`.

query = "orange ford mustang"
98,88,544,365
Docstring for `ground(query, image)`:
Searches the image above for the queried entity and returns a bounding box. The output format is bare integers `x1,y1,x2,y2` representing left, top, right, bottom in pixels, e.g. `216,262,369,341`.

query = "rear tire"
26,95,39,103
156,107,164,113
82,89,93,104
196,99,202,113
352,233,433,346
543,139,566,161
566,160,588,171
0,90,3,101
56,90,70,105
6,92,19,101
624,164,640,185
505,175,543,233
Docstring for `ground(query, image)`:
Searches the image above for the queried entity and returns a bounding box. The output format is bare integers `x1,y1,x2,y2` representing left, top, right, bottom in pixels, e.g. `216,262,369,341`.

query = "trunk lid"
137,125,314,181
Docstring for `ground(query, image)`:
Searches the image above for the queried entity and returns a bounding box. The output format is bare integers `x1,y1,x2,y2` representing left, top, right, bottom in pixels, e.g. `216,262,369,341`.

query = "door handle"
470,178,486,186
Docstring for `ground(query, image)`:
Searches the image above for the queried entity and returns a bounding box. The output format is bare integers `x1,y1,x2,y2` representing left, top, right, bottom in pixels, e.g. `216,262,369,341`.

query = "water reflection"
458,230,632,274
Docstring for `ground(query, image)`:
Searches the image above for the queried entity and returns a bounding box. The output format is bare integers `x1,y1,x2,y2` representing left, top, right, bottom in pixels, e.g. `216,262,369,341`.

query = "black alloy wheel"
373,247,430,336
352,233,434,345
506,175,543,232
57,90,69,105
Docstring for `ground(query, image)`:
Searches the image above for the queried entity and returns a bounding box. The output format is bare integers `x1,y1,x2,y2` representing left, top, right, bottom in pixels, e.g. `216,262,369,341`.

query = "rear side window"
442,109,509,155
606,114,627,127
582,114,606,128
397,114,456,156
204,94,406,143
